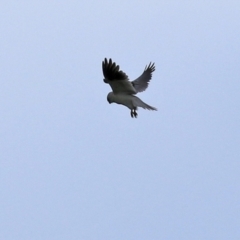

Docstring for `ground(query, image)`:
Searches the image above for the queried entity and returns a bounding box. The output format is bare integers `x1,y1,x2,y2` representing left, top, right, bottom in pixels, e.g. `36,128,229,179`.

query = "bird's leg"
133,108,138,118
131,109,134,118
130,108,138,118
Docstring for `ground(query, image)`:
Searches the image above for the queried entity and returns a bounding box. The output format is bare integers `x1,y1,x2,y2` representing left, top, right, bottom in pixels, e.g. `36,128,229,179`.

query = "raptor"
102,58,157,118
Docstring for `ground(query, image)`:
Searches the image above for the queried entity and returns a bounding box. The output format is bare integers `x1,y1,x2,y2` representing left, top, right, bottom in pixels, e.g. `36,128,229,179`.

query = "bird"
102,58,157,118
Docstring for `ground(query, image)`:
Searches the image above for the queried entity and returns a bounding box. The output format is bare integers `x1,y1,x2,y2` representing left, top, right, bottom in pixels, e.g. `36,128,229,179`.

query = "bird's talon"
130,109,137,118
131,111,134,118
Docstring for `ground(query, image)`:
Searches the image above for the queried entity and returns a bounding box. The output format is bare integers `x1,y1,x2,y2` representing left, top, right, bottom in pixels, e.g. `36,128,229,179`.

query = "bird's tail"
132,96,157,111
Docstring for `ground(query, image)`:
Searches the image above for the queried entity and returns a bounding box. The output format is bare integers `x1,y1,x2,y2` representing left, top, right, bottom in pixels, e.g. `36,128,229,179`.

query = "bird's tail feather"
132,96,157,111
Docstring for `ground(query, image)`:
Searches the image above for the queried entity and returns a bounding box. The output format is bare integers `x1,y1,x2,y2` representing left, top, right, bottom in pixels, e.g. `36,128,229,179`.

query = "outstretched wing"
102,58,137,94
131,62,155,93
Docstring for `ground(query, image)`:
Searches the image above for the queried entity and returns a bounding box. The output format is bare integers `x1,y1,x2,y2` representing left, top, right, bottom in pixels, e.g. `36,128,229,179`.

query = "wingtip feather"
102,58,128,81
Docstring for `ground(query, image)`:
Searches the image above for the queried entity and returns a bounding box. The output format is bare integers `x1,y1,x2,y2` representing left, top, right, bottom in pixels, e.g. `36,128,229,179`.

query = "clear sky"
0,1,239,239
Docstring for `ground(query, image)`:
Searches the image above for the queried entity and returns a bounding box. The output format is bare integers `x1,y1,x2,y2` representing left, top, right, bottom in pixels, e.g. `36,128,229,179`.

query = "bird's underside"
102,58,157,118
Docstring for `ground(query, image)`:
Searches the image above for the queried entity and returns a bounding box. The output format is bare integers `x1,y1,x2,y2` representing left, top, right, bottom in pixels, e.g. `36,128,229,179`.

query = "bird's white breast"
110,93,134,109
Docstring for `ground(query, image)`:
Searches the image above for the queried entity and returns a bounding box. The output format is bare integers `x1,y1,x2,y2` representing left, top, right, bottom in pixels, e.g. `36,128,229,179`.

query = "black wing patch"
102,58,128,81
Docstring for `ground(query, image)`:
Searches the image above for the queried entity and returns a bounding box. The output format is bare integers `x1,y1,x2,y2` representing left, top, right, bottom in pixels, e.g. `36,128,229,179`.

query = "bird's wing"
131,62,155,93
102,58,137,94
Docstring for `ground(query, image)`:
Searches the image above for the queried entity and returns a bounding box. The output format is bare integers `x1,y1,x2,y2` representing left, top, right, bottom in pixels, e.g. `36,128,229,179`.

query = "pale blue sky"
0,1,240,239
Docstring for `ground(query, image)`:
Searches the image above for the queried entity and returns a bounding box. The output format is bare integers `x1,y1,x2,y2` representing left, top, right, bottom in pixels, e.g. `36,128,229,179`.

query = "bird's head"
107,92,114,104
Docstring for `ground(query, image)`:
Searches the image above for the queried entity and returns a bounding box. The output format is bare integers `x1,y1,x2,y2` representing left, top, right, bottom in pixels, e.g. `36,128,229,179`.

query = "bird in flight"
102,58,157,118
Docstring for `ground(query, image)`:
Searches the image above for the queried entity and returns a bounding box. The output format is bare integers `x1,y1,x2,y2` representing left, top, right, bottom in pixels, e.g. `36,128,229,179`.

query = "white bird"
102,58,157,118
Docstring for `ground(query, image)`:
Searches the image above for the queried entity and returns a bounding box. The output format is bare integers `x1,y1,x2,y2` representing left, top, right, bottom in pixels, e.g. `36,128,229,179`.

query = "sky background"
0,1,240,239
